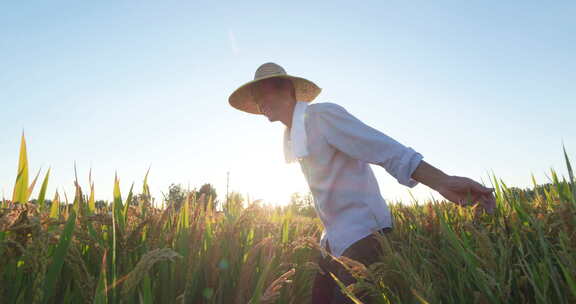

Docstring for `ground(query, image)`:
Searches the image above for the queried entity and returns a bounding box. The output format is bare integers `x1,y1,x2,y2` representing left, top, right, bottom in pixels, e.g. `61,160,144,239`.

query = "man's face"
252,78,294,122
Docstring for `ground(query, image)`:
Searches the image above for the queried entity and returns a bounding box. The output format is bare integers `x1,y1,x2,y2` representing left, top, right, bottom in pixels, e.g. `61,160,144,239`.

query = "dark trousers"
310,227,392,304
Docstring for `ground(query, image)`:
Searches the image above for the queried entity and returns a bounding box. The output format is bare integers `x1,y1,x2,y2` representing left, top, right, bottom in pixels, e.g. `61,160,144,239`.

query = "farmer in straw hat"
228,62,496,304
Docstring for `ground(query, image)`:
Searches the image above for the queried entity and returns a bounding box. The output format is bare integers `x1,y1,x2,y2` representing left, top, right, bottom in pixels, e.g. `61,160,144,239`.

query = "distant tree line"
285,192,316,217
505,181,573,201
163,183,218,211
29,180,572,215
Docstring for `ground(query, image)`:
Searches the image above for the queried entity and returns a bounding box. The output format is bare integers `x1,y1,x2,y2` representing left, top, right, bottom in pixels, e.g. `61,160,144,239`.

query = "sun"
233,159,309,206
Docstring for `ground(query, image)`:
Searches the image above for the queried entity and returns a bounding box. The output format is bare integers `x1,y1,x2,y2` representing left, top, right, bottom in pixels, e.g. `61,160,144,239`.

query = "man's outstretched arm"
311,103,496,213
411,160,496,214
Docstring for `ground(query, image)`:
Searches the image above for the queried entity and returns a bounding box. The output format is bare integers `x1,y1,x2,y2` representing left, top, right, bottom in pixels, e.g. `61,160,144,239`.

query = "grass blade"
50,190,60,219
43,210,77,303
93,250,109,304
12,132,29,203
27,167,42,202
123,182,134,221
38,167,51,210
89,182,96,214
113,173,125,230
562,145,575,204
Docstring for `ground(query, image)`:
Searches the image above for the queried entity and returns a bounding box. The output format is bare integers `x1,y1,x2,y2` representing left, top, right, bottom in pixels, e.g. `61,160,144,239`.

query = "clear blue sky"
1,1,574,206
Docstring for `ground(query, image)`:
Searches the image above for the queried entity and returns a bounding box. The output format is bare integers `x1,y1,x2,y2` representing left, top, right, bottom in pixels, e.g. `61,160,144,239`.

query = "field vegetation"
1,135,575,303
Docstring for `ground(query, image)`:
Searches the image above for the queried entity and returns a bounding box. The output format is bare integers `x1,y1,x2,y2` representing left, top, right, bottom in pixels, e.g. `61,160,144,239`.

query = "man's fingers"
470,182,493,194
444,183,495,213
480,193,496,214
442,190,465,206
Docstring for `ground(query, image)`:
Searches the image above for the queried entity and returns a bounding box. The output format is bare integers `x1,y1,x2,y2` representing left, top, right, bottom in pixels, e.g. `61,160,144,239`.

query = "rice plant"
0,134,574,303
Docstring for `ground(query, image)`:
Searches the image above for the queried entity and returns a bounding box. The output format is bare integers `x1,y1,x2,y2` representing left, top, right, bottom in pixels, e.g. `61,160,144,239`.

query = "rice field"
1,134,575,304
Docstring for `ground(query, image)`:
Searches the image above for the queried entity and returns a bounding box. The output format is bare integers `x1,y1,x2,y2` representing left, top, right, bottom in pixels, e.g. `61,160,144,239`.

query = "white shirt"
283,101,310,162
284,101,423,258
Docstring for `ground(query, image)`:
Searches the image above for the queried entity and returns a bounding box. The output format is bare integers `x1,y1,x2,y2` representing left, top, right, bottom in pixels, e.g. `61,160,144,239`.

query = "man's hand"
411,160,496,214
436,176,496,214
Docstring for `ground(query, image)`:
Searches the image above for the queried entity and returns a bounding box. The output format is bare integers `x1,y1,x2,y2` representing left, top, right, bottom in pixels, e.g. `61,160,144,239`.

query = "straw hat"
228,62,322,114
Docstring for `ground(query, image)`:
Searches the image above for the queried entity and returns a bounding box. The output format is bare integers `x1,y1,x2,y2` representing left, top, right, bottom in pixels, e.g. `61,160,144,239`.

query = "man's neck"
281,101,296,129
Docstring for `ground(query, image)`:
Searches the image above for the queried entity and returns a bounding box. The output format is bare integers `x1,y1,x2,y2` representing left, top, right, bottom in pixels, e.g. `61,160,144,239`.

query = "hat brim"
228,74,321,115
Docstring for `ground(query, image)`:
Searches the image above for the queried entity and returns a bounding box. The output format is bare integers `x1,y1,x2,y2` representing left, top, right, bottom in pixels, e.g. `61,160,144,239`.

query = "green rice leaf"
329,272,364,304
123,182,134,221
27,168,42,203
38,167,51,210
12,133,29,203
113,173,125,231
563,145,575,204
88,182,96,214
143,166,151,198
43,210,76,303
50,191,60,219
93,250,109,304
142,274,152,304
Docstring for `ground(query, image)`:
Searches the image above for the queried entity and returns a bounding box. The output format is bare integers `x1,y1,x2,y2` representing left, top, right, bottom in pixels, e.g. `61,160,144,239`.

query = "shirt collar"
283,101,309,163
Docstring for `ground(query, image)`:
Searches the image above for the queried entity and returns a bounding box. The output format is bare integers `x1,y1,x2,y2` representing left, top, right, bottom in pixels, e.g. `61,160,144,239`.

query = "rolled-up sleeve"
314,103,423,187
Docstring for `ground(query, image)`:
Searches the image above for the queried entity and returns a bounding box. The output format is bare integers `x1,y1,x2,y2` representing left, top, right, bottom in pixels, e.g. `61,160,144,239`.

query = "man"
228,62,496,304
